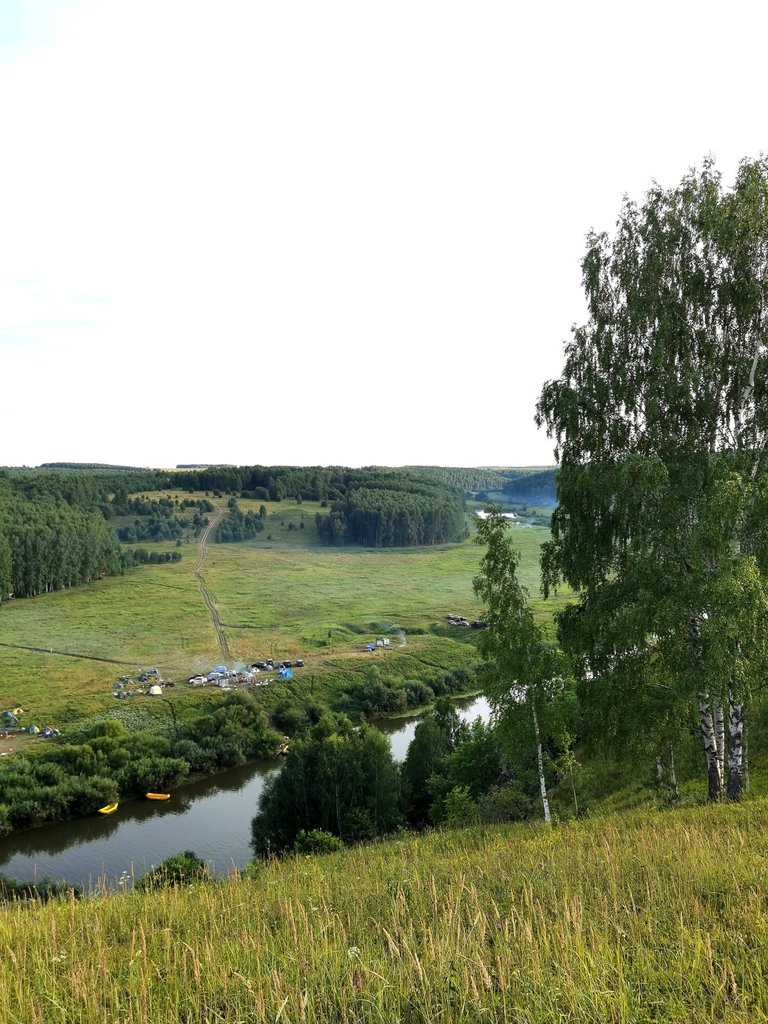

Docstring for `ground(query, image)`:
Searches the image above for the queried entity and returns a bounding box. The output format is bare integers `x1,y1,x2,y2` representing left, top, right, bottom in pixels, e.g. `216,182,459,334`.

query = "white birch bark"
727,688,745,801
655,748,679,802
698,691,722,802
669,746,679,802
714,702,725,785
531,700,551,824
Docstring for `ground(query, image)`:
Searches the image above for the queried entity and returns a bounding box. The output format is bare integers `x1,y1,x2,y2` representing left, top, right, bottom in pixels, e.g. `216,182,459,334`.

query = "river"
0,695,491,889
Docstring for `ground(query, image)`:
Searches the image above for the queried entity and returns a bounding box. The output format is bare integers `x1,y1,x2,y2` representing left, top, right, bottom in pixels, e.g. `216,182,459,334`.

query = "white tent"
148,685,162,696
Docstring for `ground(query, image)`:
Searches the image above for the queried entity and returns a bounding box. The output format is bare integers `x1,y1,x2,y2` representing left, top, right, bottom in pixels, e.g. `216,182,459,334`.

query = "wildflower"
347,946,360,959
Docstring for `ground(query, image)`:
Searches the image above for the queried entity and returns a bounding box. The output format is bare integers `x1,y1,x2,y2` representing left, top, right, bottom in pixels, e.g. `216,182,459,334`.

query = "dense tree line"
0,487,122,599
404,466,512,492
342,665,474,717
0,693,280,835
316,476,467,547
501,469,557,505
251,699,542,856
5,468,165,511
116,519,186,543
168,465,352,501
127,548,182,565
0,472,197,601
40,463,160,473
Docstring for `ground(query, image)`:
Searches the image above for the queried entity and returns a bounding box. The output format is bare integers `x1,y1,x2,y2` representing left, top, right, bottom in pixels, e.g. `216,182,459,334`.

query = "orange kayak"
145,793,170,801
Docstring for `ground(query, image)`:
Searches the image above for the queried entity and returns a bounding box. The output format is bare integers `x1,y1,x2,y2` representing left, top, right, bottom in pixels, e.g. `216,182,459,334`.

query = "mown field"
0,496,567,728
4,800,768,1023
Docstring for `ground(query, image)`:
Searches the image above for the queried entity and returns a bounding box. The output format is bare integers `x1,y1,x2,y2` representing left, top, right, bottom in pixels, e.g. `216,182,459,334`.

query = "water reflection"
374,694,492,761
0,696,490,889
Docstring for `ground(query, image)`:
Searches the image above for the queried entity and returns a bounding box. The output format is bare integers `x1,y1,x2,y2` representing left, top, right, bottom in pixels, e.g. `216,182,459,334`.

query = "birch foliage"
473,506,572,822
536,157,768,800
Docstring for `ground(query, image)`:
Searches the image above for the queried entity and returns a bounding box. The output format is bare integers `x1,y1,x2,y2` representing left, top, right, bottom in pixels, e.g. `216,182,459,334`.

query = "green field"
0,497,567,728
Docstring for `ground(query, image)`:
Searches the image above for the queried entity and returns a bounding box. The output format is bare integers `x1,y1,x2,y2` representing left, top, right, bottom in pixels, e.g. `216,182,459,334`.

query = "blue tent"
213,665,228,674
279,667,293,679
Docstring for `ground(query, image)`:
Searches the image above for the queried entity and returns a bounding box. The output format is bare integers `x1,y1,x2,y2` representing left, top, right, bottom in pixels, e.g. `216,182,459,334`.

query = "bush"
0,873,82,903
136,851,210,890
292,830,344,856
475,783,533,823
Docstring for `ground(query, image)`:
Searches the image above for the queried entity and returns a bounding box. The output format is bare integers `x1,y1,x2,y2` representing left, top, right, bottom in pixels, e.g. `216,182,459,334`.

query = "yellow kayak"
98,803,118,815
145,792,171,801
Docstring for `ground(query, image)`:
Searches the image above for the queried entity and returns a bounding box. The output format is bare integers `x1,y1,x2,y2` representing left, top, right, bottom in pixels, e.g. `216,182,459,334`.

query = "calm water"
0,695,491,889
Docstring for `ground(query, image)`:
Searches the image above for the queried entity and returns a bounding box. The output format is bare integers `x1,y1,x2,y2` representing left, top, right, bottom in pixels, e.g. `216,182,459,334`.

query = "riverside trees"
251,714,401,855
537,157,768,801
473,506,573,823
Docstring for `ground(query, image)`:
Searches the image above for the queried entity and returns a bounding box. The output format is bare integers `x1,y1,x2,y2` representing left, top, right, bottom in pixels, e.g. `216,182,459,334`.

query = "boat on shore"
98,803,118,815
145,792,170,801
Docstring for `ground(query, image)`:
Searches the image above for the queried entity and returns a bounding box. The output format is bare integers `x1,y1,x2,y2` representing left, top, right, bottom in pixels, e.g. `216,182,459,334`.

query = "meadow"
0,496,566,729
3,800,767,1023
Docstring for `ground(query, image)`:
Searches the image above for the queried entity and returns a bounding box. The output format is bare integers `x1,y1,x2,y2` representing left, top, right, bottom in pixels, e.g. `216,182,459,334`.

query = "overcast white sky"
1,0,766,469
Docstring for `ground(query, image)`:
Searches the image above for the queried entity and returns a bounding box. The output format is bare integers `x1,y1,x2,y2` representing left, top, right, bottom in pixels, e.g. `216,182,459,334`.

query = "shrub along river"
0,696,491,889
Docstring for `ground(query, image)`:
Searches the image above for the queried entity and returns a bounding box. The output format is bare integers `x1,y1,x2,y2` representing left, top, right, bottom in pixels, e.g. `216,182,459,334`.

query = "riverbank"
0,696,492,888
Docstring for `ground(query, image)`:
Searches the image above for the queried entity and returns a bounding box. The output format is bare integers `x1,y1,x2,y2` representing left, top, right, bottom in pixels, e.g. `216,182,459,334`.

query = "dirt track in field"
193,505,230,660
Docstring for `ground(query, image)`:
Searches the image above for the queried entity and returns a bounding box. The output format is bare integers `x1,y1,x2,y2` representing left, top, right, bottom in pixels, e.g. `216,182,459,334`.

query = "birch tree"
537,157,768,801
474,506,571,824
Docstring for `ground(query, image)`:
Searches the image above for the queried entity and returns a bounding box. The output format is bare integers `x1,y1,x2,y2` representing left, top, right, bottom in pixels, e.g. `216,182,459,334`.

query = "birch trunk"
655,748,679,802
714,702,725,786
669,746,679,802
727,689,745,801
531,700,551,824
698,692,722,802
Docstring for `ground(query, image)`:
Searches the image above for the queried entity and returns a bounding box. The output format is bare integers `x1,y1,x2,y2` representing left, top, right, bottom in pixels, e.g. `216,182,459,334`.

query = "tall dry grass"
3,801,768,1022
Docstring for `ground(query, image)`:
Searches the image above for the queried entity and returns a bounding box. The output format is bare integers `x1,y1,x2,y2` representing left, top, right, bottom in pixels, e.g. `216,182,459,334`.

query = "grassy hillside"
4,801,768,1022
0,496,567,729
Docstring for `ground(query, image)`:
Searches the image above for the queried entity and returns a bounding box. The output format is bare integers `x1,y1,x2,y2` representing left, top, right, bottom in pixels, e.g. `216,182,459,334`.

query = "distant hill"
39,462,150,471
501,468,557,506
403,466,557,496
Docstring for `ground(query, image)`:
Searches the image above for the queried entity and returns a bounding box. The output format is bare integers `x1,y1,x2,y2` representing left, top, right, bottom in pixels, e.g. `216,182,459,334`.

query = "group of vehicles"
187,658,304,686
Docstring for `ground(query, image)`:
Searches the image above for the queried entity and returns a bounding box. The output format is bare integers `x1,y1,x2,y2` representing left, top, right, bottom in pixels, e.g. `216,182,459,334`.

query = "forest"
0,467,471,601
0,469,183,599
315,474,468,546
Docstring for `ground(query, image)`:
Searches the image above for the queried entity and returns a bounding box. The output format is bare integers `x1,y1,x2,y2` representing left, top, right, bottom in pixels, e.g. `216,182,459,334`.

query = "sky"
1,0,767,469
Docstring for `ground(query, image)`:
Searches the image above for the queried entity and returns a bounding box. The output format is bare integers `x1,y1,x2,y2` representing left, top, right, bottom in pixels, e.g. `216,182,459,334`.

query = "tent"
148,685,162,696
213,665,228,674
